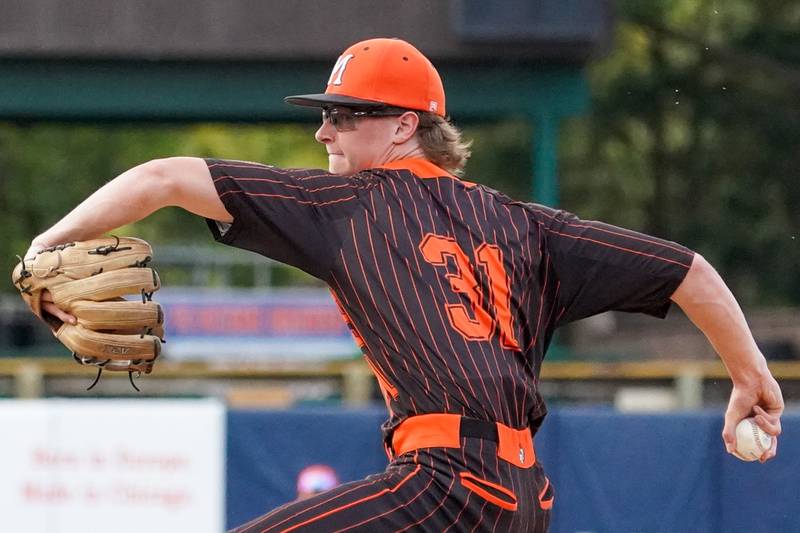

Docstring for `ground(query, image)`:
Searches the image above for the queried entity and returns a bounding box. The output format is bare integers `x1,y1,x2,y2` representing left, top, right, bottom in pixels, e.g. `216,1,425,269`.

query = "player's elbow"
671,252,720,305
142,157,231,222
688,253,717,282
143,157,182,201
131,158,178,212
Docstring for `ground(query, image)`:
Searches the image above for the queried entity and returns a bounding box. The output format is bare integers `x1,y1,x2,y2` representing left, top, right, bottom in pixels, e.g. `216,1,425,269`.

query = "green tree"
560,0,800,305
0,122,327,287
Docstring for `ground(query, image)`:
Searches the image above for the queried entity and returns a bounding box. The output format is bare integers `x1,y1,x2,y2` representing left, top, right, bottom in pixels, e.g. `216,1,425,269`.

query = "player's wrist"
728,355,771,388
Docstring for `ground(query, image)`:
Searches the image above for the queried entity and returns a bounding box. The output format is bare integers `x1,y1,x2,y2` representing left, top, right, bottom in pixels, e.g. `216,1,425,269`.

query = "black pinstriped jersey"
206,158,694,437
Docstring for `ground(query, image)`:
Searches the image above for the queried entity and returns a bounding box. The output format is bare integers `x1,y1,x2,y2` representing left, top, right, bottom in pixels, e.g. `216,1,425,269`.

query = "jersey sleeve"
530,205,695,325
204,158,362,280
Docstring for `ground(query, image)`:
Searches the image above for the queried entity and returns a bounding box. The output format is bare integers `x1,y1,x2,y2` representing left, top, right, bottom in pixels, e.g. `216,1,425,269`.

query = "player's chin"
328,155,352,175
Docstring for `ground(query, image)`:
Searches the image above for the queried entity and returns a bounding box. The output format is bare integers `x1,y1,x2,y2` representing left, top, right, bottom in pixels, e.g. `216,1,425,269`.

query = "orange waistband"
391,414,535,469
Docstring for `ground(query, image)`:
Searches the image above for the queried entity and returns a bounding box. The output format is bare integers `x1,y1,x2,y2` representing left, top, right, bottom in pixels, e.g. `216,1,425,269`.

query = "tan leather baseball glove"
11,236,164,390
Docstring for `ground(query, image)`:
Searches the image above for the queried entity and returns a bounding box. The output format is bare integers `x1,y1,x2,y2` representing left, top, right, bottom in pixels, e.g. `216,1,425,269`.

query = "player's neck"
381,142,427,166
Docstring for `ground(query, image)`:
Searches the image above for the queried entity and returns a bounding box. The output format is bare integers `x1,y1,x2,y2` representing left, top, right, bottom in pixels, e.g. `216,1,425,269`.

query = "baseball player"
26,38,783,532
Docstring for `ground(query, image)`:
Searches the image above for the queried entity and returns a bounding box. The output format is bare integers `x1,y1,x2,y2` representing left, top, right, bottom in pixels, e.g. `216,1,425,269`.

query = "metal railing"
2,358,798,409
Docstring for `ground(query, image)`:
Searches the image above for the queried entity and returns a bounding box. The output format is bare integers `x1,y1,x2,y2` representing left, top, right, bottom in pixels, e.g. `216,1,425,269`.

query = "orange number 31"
419,233,521,350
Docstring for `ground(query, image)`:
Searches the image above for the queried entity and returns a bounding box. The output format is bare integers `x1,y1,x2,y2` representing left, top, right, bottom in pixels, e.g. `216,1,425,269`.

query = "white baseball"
734,417,774,462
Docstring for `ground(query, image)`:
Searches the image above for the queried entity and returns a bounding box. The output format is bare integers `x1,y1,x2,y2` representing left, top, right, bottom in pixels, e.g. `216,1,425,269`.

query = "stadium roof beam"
0,0,613,206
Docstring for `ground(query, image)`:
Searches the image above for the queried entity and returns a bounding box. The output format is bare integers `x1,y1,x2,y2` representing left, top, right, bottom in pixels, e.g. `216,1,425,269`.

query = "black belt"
459,416,500,441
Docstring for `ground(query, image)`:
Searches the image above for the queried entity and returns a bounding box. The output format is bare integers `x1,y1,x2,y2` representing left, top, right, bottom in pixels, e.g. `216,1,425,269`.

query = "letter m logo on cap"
328,54,355,86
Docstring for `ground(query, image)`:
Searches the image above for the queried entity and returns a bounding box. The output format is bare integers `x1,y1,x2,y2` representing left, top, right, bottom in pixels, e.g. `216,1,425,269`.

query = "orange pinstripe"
274,464,422,533
544,227,693,268
218,189,357,206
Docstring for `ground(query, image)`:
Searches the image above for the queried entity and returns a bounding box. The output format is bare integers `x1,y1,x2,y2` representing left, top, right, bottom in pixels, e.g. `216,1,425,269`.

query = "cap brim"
284,93,388,109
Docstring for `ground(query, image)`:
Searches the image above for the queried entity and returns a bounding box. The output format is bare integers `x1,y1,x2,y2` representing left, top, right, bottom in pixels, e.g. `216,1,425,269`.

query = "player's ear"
393,111,420,144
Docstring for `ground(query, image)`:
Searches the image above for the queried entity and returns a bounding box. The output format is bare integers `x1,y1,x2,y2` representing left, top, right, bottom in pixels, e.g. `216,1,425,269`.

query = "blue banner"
157,289,357,361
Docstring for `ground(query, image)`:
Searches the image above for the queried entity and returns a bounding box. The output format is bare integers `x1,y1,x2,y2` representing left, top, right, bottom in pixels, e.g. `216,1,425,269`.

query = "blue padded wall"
227,408,800,532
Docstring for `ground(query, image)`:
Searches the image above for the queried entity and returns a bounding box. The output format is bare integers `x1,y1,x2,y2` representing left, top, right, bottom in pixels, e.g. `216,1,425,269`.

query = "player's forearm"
30,160,172,250
670,254,769,385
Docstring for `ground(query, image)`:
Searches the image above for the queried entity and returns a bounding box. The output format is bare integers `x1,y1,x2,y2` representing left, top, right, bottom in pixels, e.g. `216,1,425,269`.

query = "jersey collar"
376,158,455,179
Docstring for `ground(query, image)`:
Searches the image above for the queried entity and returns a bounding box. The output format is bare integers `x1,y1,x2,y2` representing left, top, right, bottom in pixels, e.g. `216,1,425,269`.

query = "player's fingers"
753,404,776,419
40,290,76,328
42,301,77,325
761,386,785,414
721,428,733,451
722,402,749,453
753,405,782,436
759,434,778,463
721,415,739,454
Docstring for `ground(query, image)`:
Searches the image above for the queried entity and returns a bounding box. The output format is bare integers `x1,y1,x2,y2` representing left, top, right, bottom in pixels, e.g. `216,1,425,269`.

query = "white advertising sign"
0,399,225,533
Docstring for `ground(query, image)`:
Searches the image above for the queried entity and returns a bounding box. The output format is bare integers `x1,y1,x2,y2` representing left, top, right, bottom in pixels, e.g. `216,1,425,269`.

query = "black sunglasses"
321,106,410,132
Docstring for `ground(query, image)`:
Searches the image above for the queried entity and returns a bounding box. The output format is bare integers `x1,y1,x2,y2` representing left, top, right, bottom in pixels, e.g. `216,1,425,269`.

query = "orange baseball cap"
285,38,446,117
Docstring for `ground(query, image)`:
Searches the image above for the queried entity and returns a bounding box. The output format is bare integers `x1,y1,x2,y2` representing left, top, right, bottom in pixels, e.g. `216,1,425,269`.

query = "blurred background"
1,1,798,532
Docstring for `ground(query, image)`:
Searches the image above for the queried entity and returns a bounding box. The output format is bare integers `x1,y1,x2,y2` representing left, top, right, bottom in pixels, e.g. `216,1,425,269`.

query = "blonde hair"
415,112,472,175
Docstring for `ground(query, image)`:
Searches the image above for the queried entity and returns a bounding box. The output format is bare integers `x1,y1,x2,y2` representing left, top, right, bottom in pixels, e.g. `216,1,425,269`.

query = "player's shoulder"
207,158,376,188
471,184,580,228
205,158,278,174
470,182,543,211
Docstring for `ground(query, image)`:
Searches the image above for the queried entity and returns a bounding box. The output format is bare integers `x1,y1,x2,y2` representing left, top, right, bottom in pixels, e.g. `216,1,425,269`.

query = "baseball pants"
230,434,553,532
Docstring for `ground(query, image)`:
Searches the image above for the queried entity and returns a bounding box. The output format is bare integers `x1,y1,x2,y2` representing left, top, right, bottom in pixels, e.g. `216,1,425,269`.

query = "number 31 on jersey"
419,233,521,350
